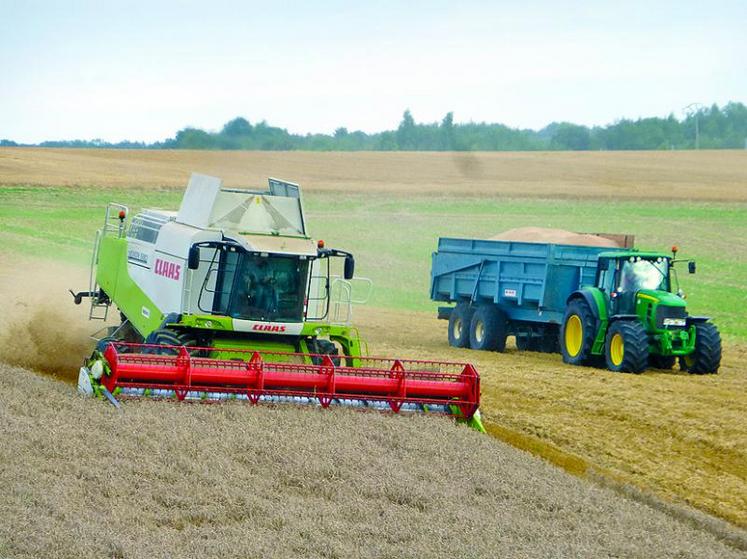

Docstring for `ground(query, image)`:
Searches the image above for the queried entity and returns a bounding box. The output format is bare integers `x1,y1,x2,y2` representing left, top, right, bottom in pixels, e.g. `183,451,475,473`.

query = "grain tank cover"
176,173,307,237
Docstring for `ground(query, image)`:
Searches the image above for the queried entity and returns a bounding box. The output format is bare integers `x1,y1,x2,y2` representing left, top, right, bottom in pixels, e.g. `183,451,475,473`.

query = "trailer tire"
448,303,474,348
679,322,721,374
469,305,507,352
604,320,649,373
649,354,676,370
561,299,596,366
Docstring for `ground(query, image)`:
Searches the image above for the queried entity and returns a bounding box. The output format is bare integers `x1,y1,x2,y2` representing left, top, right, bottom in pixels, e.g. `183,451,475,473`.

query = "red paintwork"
100,343,480,419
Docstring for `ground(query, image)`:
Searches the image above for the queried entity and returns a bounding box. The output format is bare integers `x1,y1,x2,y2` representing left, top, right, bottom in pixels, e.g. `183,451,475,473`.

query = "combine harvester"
72,174,483,430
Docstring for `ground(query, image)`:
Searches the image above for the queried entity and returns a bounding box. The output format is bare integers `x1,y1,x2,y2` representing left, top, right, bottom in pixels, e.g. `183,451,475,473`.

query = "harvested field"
1,365,745,559
356,307,747,529
1,147,747,201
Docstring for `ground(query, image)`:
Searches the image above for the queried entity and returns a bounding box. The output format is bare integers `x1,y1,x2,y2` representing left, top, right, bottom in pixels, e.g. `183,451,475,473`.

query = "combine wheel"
560,299,596,366
448,303,474,348
311,339,341,366
145,328,201,356
649,354,676,370
469,305,507,352
604,321,649,373
679,322,721,374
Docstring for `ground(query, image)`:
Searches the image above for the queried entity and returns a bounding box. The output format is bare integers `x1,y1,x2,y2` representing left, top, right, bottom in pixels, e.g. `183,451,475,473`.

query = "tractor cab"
596,251,688,331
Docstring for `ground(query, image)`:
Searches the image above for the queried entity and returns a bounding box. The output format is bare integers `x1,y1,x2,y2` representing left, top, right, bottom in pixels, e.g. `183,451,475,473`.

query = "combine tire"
469,305,507,352
679,322,721,374
649,354,676,370
145,328,201,356
311,339,341,366
448,303,474,348
560,299,596,366
604,321,649,373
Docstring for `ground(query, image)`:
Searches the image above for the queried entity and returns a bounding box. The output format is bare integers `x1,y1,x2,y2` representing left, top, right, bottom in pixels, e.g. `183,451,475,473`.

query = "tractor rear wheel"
560,299,596,366
515,335,533,351
604,321,649,373
469,305,507,352
649,354,676,370
448,303,474,348
679,322,721,374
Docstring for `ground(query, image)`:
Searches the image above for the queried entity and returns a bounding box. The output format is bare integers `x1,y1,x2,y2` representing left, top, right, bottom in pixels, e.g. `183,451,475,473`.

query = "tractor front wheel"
469,305,507,352
604,321,649,373
679,322,721,374
448,303,474,348
560,299,596,366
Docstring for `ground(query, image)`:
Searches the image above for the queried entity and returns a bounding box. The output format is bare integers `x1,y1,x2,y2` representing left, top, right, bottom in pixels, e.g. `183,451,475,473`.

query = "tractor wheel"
448,303,474,348
469,305,507,352
679,322,721,374
560,299,596,366
515,335,532,351
538,327,560,353
604,321,649,373
649,354,676,370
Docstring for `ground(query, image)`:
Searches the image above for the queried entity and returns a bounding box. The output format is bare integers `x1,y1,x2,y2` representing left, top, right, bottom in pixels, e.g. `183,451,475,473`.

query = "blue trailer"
429,236,720,374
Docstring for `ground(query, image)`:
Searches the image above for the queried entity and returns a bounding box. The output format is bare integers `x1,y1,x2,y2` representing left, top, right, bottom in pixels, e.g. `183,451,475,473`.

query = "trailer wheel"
448,303,474,348
469,306,507,352
649,354,676,370
679,322,721,374
560,299,596,366
604,321,649,373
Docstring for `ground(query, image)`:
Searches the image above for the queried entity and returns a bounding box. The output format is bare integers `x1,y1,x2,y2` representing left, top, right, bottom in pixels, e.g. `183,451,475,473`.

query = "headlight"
663,318,686,327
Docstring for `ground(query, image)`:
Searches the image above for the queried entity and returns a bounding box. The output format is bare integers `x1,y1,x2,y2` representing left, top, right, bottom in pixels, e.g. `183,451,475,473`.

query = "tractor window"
619,258,669,292
228,254,310,322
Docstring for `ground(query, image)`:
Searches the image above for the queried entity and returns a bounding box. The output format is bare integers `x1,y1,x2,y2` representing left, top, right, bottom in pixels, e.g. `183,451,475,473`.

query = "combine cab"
73,174,483,430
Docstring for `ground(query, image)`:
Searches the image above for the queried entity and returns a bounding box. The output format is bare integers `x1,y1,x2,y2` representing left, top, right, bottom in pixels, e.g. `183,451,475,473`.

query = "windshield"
619,257,668,292
228,254,310,322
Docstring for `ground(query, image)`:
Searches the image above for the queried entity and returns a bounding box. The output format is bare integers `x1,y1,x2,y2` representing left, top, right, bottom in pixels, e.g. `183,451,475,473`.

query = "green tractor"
560,249,721,374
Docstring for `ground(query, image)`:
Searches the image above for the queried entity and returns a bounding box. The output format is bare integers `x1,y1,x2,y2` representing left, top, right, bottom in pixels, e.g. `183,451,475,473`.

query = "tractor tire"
649,354,676,370
604,321,649,373
469,305,507,352
538,328,560,353
560,299,597,366
515,335,532,351
679,322,721,374
448,303,474,348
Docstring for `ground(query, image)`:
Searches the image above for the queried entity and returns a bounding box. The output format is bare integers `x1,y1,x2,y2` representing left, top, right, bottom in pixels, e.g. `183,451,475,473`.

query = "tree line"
3,102,745,151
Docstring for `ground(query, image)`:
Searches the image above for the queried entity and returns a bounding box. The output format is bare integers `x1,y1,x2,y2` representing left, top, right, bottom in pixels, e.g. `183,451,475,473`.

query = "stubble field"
1,148,746,555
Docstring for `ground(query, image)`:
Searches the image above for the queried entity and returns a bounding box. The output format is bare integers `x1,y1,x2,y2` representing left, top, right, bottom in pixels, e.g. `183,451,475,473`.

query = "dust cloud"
0,255,98,381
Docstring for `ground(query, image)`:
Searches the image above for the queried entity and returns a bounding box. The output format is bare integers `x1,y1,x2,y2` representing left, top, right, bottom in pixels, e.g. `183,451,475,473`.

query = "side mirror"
188,246,200,270
688,261,696,274
344,255,355,280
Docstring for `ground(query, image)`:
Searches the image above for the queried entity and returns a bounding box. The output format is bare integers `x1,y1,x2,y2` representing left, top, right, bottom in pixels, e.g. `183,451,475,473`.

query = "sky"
1,0,745,143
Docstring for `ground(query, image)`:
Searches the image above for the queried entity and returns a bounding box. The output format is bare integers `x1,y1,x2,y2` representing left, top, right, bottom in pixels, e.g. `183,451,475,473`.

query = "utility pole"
683,103,704,150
